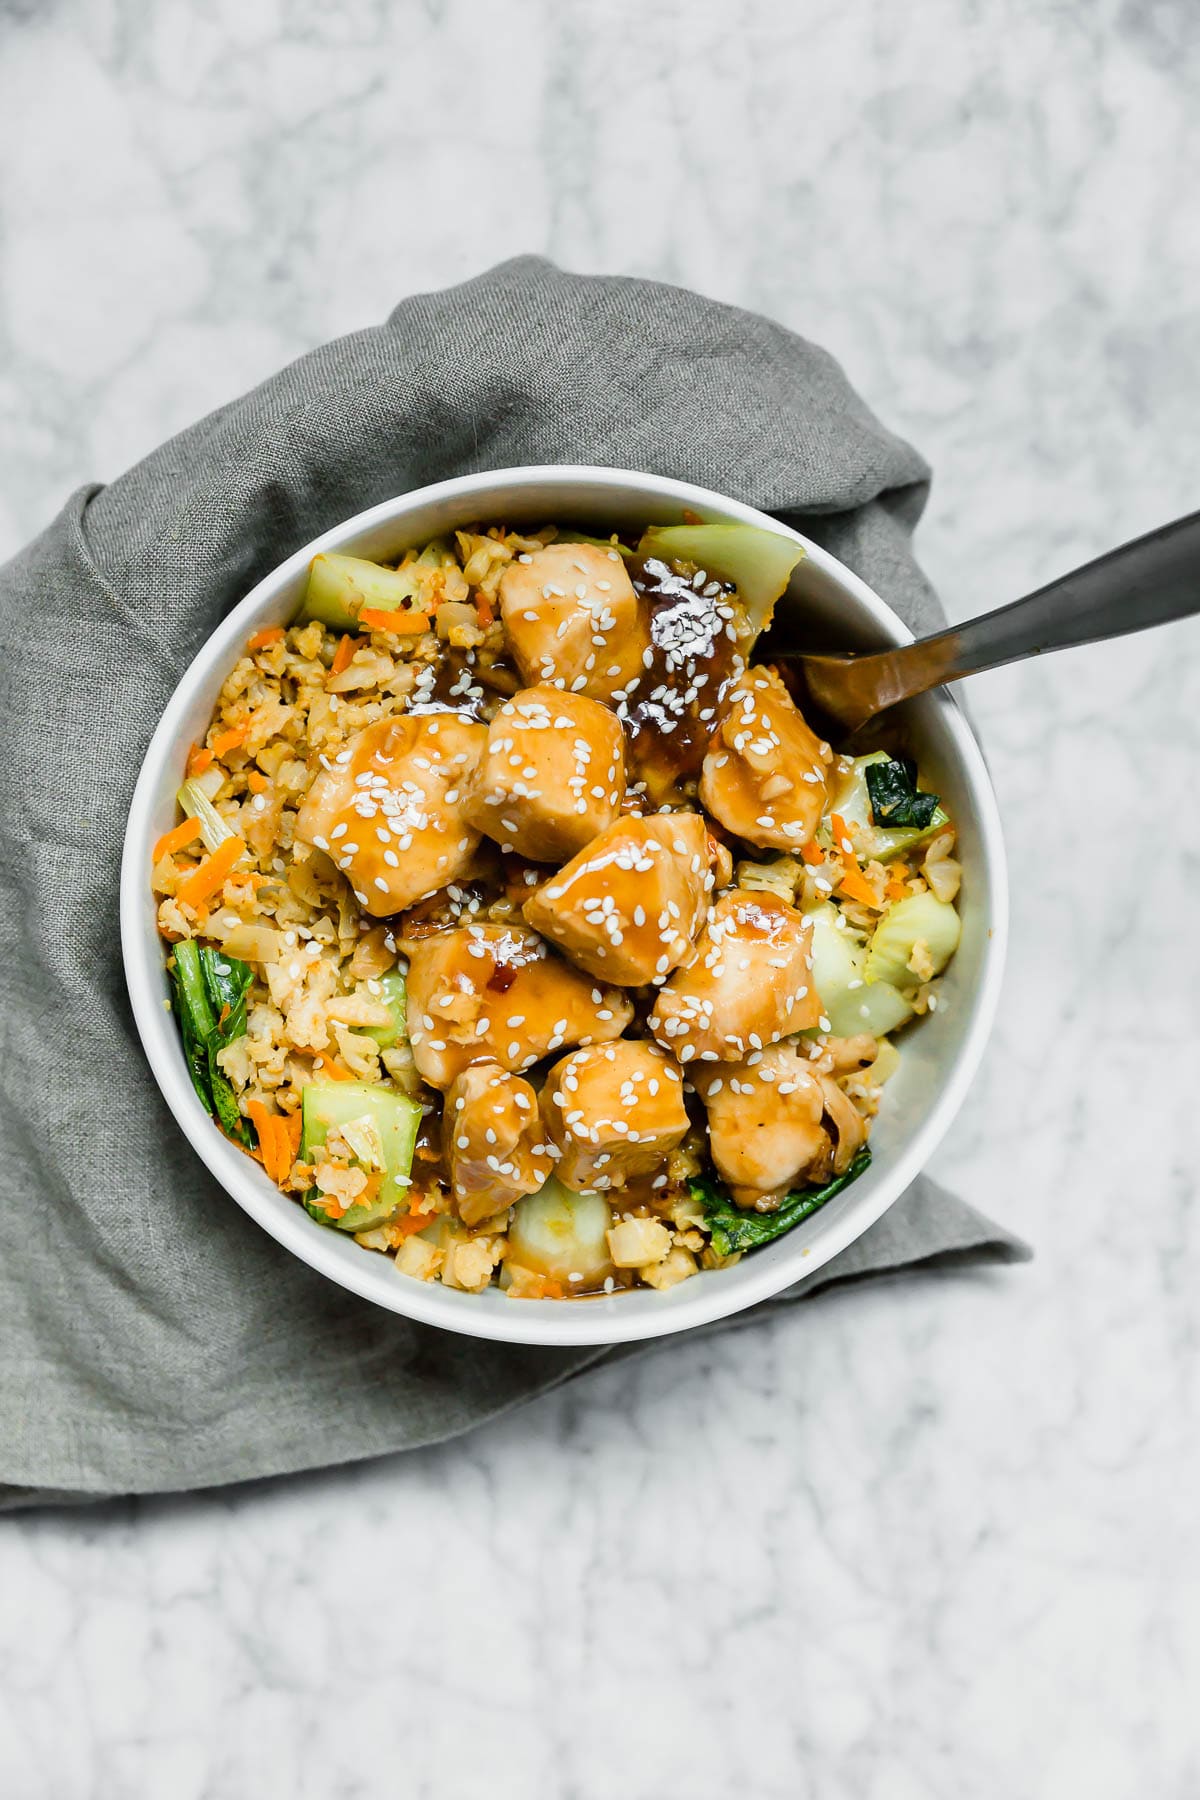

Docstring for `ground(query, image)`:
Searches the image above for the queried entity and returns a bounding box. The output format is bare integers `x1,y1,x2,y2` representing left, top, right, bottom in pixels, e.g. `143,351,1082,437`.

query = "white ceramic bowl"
121,466,1007,1347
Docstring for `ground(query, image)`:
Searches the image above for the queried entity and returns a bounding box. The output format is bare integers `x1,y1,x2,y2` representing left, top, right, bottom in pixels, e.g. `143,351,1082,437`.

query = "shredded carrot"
210,724,248,759
359,606,430,635
270,1117,295,1185
246,770,269,794
280,1113,302,1165
840,866,880,908
246,1101,289,1185
153,817,203,862
394,1202,435,1238
355,1173,383,1207
176,836,246,909
329,633,358,676
312,1191,348,1221
830,813,853,851
885,863,910,902
474,593,495,628
800,839,825,867
186,744,214,776
217,1003,231,1029
247,626,284,651
541,1279,565,1300
313,1056,355,1081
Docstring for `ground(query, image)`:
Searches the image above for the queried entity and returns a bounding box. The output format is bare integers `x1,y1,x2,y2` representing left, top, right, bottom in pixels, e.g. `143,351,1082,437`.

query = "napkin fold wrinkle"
0,257,1028,1509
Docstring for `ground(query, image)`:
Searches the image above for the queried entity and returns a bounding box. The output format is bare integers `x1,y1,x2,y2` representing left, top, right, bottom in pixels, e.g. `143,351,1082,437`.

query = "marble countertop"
2,2,1198,1794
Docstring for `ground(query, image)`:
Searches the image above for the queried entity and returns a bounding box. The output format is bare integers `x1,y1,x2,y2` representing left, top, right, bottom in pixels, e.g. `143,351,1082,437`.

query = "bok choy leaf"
864,756,941,832
169,942,255,1147
690,1147,872,1256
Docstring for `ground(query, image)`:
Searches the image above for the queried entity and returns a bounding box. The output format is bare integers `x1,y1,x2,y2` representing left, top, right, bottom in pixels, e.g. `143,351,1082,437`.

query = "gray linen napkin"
0,257,1028,1508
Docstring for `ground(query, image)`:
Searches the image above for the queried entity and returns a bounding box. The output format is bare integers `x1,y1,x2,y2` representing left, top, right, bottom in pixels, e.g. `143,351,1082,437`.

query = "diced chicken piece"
541,1041,689,1191
523,812,715,987
295,714,487,917
405,924,632,1089
498,542,651,704
649,888,821,1062
692,1042,830,1206
463,685,626,862
700,666,832,851
443,1062,553,1226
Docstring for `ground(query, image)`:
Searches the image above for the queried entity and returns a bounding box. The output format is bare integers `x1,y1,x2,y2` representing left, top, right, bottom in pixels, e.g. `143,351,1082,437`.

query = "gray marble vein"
1,0,1198,1794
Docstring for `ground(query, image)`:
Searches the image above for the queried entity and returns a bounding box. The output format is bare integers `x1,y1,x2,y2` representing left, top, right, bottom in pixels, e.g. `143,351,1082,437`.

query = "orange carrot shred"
210,724,248,758
329,633,358,676
281,1113,302,1164
312,1191,347,1220
246,770,269,794
395,1203,434,1238
186,744,214,776
840,867,879,908
176,836,246,909
800,839,824,867
474,593,495,628
247,626,284,651
246,1102,283,1183
830,813,853,849
313,1056,355,1081
153,817,203,862
359,606,430,635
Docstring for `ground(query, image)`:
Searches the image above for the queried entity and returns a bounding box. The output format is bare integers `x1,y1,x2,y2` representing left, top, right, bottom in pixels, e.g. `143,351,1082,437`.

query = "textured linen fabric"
0,257,1027,1507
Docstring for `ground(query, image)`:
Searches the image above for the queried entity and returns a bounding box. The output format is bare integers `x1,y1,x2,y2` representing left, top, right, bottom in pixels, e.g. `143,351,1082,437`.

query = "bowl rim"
120,464,1008,1347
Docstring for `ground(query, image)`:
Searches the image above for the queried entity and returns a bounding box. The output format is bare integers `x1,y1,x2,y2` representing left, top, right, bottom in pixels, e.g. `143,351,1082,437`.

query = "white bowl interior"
121,467,1007,1346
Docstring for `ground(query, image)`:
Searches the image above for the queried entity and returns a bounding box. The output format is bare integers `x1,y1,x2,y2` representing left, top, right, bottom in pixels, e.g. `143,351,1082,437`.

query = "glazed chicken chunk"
523,811,715,987
498,542,651,704
693,1044,869,1206
649,888,822,1062
692,1043,828,1206
405,923,633,1089
444,1062,553,1226
295,714,487,917
700,666,832,851
463,685,626,862
541,1041,689,1191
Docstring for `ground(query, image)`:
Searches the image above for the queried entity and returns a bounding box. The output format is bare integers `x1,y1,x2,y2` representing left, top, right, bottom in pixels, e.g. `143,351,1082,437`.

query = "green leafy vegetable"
169,942,255,1147
690,1147,872,1256
864,757,941,831
823,753,948,863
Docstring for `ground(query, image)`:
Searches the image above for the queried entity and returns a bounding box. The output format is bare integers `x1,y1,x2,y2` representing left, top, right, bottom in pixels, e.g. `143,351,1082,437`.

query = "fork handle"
811,507,1200,722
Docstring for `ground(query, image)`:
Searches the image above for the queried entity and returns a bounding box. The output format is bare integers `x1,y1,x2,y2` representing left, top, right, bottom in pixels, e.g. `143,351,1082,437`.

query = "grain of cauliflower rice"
154,520,963,1299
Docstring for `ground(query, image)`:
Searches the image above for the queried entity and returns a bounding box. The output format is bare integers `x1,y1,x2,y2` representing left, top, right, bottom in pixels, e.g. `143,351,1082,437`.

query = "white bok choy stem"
635,520,805,650
177,778,238,854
